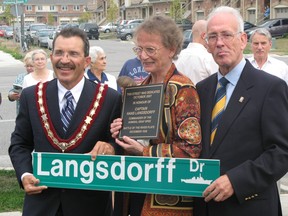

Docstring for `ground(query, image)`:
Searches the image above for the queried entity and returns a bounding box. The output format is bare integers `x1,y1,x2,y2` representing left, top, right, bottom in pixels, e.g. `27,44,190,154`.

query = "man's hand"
8,92,20,101
22,174,48,195
202,174,234,202
89,141,115,160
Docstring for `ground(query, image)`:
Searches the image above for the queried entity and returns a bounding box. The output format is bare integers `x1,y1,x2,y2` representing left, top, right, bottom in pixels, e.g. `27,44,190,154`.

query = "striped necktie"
210,77,229,145
61,91,74,133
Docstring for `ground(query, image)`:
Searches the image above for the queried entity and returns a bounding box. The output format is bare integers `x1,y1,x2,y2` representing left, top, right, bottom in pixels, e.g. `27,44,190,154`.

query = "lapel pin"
239,97,244,103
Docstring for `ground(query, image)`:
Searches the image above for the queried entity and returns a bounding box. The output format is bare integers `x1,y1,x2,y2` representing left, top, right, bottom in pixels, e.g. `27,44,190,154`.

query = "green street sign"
33,152,220,197
3,0,27,4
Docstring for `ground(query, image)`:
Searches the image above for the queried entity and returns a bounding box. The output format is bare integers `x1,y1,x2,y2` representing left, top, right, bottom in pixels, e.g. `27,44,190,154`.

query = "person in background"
118,57,149,85
194,6,288,216
248,28,288,84
8,51,34,114
116,75,137,96
22,49,54,89
175,20,218,84
111,15,202,216
9,27,122,216
85,46,121,93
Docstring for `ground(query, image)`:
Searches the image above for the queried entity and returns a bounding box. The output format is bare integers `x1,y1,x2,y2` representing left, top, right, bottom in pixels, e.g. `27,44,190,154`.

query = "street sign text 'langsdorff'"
33,153,220,197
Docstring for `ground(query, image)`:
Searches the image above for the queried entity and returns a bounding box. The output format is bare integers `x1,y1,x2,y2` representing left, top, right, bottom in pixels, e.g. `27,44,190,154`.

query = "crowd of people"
6,6,288,216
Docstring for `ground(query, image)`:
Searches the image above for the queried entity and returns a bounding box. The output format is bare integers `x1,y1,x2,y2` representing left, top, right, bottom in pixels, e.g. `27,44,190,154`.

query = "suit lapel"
209,62,254,156
201,75,218,150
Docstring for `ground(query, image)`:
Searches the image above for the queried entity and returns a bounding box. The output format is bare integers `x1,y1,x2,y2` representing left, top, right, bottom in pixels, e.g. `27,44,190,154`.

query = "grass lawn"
0,170,24,213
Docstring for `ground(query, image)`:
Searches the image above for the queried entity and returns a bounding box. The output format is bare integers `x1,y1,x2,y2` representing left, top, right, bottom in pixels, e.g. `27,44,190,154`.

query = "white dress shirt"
175,42,218,84
248,56,288,85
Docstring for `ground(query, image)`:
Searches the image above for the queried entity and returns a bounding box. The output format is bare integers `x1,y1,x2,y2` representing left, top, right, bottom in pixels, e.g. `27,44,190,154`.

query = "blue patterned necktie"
210,77,229,145
61,91,74,133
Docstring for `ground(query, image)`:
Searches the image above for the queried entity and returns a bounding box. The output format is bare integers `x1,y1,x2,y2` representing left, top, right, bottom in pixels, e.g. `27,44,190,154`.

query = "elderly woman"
8,51,34,114
86,46,121,92
22,49,54,89
111,16,202,216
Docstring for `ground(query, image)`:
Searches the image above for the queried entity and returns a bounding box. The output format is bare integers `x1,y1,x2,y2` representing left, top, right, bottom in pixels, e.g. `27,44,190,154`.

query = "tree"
107,0,119,23
78,11,92,23
0,4,14,25
47,13,54,26
170,0,182,21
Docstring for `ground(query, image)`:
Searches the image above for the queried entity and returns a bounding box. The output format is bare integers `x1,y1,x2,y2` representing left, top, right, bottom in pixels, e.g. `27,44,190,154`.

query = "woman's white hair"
31,49,47,62
89,46,105,63
207,6,244,33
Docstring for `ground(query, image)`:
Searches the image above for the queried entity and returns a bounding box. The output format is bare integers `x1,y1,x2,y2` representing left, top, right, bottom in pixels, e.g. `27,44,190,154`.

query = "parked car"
245,18,288,39
27,23,47,37
79,23,99,40
116,23,140,41
182,29,192,49
0,25,8,37
116,19,143,32
33,29,54,47
27,23,47,44
63,23,79,29
99,22,118,33
176,19,193,31
3,26,13,39
47,31,57,50
244,21,256,30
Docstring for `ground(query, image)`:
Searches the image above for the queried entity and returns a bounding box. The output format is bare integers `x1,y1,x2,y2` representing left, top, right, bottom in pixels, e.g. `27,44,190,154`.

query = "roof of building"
0,0,89,5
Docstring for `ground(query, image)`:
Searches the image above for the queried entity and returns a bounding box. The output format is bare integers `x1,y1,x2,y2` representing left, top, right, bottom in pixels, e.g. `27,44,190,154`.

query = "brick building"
0,0,287,25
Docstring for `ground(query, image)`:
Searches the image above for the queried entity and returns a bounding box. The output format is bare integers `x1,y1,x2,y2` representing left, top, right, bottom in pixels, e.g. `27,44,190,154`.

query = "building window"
38,6,43,11
50,6,55,11
61,5,68,11
26,5,32,11
73,5,80,11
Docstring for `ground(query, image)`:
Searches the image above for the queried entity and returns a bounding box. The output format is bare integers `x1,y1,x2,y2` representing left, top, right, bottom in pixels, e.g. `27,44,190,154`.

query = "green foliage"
0,170,24,213
170,0,182,21
0,41,23,59
107,0,119,22
0,5,15,25
78,12,92,23
47,13,54,26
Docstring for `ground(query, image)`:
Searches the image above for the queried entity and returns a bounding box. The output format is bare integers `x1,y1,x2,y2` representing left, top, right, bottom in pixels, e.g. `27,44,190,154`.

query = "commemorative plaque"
119,84,164,139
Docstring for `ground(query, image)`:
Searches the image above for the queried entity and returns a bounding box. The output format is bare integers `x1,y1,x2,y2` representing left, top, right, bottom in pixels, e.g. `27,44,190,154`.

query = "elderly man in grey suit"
194,6,288,216
9,27,122,216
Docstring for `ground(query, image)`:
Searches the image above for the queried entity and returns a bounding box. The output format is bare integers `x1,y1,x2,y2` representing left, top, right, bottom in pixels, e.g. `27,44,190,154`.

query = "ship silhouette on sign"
181,174,213,185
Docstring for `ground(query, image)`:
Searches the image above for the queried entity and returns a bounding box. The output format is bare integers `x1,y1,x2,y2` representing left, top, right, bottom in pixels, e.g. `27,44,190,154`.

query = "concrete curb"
0,212,21,216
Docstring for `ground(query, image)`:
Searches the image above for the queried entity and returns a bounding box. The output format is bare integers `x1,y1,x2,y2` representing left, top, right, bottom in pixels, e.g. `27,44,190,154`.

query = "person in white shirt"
248,28,288,85
22,49,54,89
85,46,121,92
175,20,218,84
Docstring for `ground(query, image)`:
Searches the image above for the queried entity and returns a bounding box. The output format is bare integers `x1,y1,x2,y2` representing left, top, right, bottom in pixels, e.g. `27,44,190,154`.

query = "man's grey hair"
89,46,105,63
207,6,244,33
249,28,272,42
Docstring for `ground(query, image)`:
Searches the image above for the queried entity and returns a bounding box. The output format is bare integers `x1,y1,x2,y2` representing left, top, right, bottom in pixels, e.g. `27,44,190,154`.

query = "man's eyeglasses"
132,46,163,57
205,32,241,44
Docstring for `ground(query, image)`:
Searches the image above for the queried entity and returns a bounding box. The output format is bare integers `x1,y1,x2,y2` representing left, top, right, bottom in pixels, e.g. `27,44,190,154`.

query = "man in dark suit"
9,27,122,216
194,6,288,216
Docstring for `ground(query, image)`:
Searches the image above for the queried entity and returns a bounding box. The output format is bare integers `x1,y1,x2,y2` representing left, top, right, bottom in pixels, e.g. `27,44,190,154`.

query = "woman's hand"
116,136,144,156
110,118,123,138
